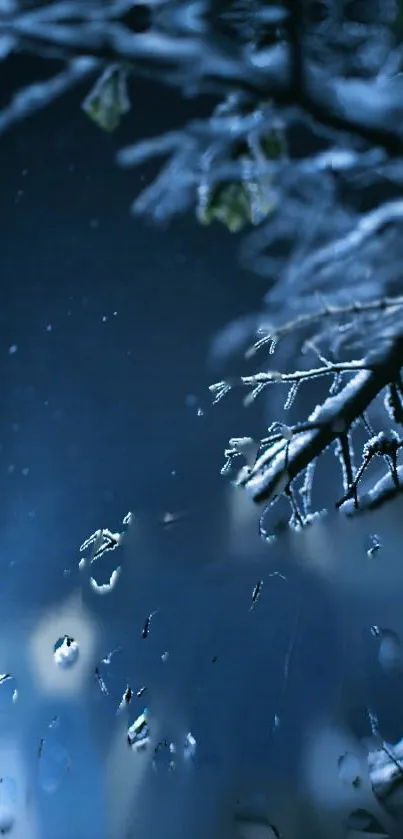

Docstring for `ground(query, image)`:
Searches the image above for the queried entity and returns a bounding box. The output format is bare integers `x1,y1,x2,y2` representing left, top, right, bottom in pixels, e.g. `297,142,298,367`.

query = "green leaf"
196,168,275,233
197,182,252,233
197,181,274,233
82,64,131,132
195,120,283,232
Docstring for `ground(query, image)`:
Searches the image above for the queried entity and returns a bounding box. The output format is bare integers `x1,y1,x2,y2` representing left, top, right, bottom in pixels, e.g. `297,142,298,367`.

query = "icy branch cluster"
4,1,403,521
213,330,403,532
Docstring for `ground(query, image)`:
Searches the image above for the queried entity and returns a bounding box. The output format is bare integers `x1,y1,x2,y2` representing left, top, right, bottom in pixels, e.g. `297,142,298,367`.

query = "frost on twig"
245,298,403,361
341,465,403,517
214,320,403,527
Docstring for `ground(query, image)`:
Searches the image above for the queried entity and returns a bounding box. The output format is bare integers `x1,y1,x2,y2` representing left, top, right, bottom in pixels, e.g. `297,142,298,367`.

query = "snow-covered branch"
210,360,367,405
235,335,403,506
289,201,403,293
0,56,98,136
0,0,402,151
3,1,403,525
341,464,403,517
246,297,403,358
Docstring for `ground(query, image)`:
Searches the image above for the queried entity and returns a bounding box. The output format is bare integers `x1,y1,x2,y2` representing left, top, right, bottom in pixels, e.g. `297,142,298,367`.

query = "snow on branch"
246,297,403,359
213,320,403,523
210,359,367,405
340,464,403,517
2,0,403,152
286,201,403,293
0,56,98,136
0,0,286,95
245,336,403,501
1,0,403,155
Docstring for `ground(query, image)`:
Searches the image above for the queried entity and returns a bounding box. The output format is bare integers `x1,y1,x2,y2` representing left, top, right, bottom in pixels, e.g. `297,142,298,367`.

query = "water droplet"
127,710,150,752
38,717,70,794
186,394,204,415
90,566,121,595
117,685,133,714
53,636,79,670
183,732,197,761
337,751,361,787
0,675,18,711
94,647,124,703
366,533,381,558
345,809,386,833
0,777,17,835
371,626,403,674
234,813,281,839
152,740,176,772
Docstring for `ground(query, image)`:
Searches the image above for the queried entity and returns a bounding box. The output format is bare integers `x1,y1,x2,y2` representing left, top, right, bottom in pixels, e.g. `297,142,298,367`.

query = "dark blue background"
2,55,403,839
0,56,269,581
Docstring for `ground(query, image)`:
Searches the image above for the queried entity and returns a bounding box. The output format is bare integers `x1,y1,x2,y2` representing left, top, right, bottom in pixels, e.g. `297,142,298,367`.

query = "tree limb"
3,0,403,157
240,336,403,504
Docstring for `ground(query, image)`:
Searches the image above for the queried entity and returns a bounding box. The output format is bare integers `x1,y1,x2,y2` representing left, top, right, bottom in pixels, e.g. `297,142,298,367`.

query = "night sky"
0,56,269,583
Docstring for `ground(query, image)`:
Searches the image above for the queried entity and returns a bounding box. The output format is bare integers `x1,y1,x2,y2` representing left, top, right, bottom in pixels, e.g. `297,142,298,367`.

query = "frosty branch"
4,1,403,524
214,320,403,521
3,0,403,155
246,296,403,357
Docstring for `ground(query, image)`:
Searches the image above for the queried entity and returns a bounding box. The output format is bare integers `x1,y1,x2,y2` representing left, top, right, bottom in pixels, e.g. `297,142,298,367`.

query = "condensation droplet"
127,710,150,753
337,751,361,787
0,777,18,835
0,675,18,711
183,732,197,761
152,740,176,772
53,636,79,670
38,717,70,794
